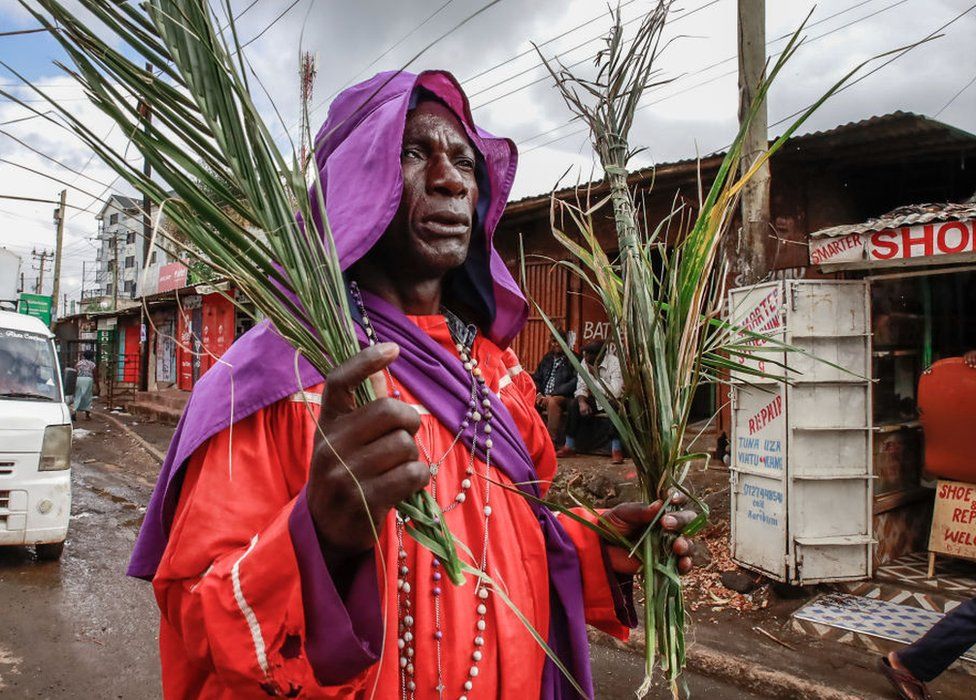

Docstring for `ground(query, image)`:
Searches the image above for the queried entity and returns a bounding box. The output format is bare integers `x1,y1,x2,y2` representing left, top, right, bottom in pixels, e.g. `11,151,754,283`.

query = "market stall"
731,200,976,583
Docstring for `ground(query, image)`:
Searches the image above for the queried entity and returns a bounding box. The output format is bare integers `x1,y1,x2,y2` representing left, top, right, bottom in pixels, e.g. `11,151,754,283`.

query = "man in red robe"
130,70,695,700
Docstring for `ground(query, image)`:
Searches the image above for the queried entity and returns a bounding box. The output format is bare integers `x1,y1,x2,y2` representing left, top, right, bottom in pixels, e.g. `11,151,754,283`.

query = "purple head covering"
128,70,595,699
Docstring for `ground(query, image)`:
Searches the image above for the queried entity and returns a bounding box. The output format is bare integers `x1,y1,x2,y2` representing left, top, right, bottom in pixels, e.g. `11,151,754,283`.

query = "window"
124,256,135,269
126,230,136,244
107,259,115,270
149,250,157,265
109,213,119,225
124,281,135,296
106,282,113,296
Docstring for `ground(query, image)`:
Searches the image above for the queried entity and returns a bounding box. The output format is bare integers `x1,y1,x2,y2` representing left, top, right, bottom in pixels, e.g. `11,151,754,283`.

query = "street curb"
686,645,860,700
93,411,166,463
590,633,860,700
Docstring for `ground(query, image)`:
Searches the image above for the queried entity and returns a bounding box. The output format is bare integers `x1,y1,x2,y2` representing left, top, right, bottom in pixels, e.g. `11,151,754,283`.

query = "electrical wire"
934,69,976,118
517,0,915,154
469,0,724,106
325,0,458,104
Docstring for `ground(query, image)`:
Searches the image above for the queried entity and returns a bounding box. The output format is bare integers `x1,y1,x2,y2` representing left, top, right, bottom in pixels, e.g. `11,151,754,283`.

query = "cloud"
1,0,974,306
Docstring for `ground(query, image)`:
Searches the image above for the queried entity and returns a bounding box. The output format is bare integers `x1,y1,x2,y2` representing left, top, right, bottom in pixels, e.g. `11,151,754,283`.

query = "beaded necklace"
350,282,494,700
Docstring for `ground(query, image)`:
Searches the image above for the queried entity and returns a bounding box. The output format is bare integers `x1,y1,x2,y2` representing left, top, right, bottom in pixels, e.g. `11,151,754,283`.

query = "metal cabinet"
728,280,873,584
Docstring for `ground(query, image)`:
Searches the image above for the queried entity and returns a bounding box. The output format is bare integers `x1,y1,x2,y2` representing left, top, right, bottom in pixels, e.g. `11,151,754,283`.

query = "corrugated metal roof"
504,112,976,214
810,199,976,238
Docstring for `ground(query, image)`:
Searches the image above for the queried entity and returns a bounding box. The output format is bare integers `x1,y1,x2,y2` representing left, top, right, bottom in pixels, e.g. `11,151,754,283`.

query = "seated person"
557,340,624,464
531,332,577,447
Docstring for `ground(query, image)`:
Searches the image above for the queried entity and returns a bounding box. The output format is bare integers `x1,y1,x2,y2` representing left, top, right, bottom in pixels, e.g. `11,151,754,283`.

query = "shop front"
173,286,241,391
728,201,976,585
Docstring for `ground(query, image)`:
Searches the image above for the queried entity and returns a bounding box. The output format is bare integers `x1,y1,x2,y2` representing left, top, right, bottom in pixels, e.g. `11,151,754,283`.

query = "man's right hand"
306,343,430,566
535,394,545,408
964,350,976,368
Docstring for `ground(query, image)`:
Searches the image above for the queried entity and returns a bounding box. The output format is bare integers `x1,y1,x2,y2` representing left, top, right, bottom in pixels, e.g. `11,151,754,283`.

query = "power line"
470,0,723,110
461,0,642,84
238,0,305,50
323,0,458,104
767,2,976,132
517,0,913,153
0,194,89,210
280,0,504,142
934,69,976,118
0,128,116,190
513,0,894,140
0,110,56,126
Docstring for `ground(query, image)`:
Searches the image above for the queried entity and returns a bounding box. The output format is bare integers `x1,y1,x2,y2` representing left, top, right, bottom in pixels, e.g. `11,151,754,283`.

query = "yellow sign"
929,479,976,561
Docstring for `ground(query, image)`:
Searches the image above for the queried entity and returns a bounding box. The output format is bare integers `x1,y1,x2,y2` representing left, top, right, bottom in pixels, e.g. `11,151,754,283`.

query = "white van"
0,309,71,560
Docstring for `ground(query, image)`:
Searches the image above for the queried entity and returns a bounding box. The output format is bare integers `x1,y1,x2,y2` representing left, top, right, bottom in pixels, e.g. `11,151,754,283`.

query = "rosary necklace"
350,282,494,700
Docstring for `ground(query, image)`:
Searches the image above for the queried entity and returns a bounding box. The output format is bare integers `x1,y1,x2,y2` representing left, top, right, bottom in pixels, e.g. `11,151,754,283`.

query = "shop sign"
810,219,976,267
18,293,52,325
157,262,188,293
929,479,976,561
96,316,118,331
139,264,160,297
181,294,202,310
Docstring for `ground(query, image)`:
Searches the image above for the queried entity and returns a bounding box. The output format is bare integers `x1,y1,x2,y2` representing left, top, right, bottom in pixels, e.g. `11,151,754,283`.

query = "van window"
0,329,61,402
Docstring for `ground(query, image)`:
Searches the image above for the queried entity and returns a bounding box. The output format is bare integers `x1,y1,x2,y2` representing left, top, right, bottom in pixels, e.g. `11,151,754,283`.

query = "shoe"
878,654,932,700
555,446,577,458
85,411,91,420
611,449,624,464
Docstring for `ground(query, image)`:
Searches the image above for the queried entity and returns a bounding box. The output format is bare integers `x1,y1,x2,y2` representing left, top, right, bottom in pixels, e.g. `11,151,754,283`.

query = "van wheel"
35,542,65,561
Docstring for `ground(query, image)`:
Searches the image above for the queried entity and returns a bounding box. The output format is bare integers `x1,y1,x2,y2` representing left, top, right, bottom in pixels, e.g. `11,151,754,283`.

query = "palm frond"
16,0,464,584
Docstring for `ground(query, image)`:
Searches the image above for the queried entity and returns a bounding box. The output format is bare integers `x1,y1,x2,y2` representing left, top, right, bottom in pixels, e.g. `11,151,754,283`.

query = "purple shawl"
128,70,592,699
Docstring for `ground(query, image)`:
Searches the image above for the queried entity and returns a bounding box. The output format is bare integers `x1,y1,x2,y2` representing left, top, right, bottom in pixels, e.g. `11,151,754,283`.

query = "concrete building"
93,195,174,304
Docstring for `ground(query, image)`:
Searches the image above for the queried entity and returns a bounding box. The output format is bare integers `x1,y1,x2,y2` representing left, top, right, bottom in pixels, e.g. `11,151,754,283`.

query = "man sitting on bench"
531,332,577,448
556,340,624,464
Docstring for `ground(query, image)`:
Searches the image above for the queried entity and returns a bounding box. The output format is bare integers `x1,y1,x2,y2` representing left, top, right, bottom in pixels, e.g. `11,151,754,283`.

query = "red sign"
157,262,188,293
870,220,976,261
810,219,976,267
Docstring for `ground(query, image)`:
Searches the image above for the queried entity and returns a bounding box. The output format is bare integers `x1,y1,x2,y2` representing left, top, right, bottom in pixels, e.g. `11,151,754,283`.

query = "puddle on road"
0,644,22,691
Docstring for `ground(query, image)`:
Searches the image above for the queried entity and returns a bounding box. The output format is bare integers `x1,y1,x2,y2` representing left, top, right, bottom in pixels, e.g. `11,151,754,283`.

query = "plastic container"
918,358,976,483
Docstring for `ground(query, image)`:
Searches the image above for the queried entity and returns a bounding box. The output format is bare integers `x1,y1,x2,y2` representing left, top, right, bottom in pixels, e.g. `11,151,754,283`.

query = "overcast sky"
1,0,974,306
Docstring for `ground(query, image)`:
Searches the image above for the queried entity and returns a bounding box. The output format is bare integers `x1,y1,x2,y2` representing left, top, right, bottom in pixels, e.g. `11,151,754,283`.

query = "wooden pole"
139,62,153,391
736,0,770,285
50,189,67,326
113,234,119,310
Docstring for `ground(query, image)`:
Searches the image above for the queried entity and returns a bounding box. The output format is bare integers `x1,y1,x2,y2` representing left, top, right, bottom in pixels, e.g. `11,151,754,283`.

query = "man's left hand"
601,494,697,576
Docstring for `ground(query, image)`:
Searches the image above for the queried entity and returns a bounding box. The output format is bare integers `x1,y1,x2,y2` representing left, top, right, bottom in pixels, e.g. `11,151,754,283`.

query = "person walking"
72,350,96,421
879,596,976,700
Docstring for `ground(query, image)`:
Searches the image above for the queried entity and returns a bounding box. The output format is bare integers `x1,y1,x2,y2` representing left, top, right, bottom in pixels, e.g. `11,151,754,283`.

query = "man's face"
370,100,479,279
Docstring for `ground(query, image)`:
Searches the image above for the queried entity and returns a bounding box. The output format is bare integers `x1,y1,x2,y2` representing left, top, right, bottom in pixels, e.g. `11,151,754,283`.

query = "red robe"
153,315,629,698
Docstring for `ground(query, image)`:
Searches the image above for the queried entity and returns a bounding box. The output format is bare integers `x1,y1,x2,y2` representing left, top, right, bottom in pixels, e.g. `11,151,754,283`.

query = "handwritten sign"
929,479,976,561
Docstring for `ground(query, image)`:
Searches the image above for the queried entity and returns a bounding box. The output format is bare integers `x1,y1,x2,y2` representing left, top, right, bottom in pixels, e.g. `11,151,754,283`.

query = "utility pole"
50,189,67,325
139,62,153,392
112,234,119,311
736,0,770,285
31,248,51,294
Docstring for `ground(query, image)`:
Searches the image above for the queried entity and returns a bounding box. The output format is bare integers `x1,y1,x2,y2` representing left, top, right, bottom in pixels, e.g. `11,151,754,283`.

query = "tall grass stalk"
537,3,887,696
8,0,465,584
